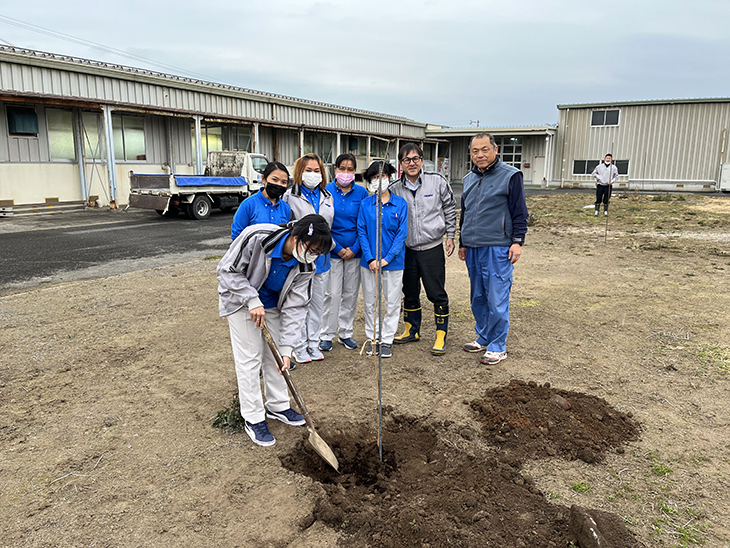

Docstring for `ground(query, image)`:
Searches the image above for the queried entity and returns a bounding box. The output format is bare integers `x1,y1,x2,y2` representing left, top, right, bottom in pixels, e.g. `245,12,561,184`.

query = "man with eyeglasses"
458,132,528,366
390,143,457,355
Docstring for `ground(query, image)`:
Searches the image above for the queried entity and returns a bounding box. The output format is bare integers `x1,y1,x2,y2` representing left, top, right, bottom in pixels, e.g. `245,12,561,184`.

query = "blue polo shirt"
300,186,331,273
327,182,368,259
258,236,298,309
357,193,408,271
231,191,291,241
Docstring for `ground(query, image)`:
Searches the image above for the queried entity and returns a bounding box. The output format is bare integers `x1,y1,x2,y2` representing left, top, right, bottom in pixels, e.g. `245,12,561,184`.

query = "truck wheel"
186,195,212,220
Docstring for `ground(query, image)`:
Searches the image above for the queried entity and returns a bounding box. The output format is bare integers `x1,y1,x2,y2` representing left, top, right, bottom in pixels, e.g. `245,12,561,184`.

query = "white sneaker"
293,350,311,364
480,350,507,365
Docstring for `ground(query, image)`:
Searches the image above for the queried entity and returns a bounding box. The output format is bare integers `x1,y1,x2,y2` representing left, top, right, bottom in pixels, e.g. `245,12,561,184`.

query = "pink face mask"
335,172,355,187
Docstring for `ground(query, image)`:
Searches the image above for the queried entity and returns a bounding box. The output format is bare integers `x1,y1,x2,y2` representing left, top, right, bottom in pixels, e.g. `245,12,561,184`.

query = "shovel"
261,323,339,472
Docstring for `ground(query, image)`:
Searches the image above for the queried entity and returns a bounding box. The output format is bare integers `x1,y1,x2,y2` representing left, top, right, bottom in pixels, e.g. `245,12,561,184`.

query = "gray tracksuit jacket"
591,162,619,185
389,170,457,251
216,223,314,357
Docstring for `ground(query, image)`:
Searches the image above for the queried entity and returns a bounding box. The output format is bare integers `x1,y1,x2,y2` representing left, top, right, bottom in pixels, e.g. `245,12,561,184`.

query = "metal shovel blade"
262,324,339,472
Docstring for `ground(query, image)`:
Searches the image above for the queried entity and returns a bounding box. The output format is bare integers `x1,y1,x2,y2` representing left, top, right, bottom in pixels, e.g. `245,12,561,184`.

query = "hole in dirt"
281,383,644,548
470,379,641,463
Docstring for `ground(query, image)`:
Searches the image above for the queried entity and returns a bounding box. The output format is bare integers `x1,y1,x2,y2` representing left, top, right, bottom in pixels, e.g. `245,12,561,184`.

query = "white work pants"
297,271,329,353
361,267,403,345
226,306,290,424
321,258,361,341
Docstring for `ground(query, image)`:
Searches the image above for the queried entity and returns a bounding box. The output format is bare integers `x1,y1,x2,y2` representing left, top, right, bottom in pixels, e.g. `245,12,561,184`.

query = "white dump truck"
128,151,269,220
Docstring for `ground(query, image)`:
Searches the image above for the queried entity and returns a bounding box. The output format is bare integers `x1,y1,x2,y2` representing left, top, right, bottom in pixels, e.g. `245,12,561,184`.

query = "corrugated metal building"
0,46,444,209
554,99,730,191
425,125,558,186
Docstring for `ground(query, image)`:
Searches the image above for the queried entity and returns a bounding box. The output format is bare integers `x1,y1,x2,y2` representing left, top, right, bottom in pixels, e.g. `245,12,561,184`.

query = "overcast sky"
1,1,729,127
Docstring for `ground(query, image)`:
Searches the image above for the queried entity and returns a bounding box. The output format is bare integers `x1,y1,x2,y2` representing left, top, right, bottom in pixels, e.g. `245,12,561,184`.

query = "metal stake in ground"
372,141,395,463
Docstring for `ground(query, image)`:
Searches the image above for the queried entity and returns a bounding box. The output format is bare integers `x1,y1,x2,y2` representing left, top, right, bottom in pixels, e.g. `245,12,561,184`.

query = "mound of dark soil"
470,379,640,463
282,413,641,548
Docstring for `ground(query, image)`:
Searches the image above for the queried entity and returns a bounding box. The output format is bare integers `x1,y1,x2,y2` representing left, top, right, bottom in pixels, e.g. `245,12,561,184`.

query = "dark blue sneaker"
338,337,358,350
244,420,275,446
266,407,305,426
319,340,333,351
379,343,392,358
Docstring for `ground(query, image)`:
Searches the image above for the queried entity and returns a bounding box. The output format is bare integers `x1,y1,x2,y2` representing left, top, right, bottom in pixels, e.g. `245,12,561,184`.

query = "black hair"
291,214,332,254
398,142,424,161
604,153,613,159
469,132,497,148
262,161,290,182
335,153,357,170
363,161,397,182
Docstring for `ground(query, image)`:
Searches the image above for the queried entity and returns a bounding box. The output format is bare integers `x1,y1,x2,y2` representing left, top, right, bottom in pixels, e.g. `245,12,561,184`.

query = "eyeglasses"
401,156,423,164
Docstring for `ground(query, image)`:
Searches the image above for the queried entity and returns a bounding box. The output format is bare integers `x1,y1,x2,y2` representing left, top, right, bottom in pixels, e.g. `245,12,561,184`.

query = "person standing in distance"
319,153,368,351
591,154,618,217
390,143,457,356
458,133,528,365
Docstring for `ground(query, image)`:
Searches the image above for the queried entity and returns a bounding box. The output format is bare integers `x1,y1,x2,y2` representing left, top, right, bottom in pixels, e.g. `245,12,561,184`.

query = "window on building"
590,109,620,126
304,132,334,164
614,160,629,175
7,106,39,135
496,136,522,169
230,125,251,151
370,138,388,159
192,122,224,162
347,135,367,156
81,112,104,160
573,159,629,176
46,109,76,160
112,115,146,161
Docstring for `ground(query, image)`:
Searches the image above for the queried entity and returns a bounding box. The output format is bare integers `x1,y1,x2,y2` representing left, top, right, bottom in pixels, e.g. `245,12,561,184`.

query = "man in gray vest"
458,133,528,365
591,154,618,216
390,143,457,355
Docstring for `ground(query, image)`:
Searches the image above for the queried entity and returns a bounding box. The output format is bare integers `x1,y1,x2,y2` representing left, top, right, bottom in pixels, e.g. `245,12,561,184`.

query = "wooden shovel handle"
261,323,312,424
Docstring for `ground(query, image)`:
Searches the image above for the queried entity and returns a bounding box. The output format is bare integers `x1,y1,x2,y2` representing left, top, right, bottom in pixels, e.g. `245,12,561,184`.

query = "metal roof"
0,45,420,124
557,97,730,109
426,124,557,137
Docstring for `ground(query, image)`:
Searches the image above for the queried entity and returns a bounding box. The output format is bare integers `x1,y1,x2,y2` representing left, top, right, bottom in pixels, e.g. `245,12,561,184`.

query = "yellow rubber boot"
394,307,421,344
431,312,449,356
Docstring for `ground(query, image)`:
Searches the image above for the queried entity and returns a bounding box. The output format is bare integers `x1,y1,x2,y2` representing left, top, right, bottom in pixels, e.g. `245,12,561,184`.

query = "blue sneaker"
244,420,275,447
266,407,305,426
319,340,333,352
338,337,358,350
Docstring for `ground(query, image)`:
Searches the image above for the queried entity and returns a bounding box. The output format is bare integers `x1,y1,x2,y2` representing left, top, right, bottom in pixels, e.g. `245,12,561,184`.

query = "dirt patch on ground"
470,379,640,463
2,193,730,547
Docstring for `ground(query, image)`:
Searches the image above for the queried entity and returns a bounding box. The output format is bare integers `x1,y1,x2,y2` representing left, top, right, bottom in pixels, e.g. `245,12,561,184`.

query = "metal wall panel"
554,102,730,185
259,126,275,161
146,115,166,165
0,102,8,161
276,129,300,166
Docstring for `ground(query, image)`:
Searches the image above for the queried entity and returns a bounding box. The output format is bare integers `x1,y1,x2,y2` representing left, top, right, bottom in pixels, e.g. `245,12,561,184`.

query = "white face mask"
301,172,322,189
368,177,390,194
605,160,611,165
293,242,319,264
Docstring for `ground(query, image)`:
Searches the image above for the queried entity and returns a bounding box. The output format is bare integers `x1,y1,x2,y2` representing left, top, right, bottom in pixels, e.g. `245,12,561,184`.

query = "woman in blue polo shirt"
319,153,368,352
357,161,408,359
231,162,291,240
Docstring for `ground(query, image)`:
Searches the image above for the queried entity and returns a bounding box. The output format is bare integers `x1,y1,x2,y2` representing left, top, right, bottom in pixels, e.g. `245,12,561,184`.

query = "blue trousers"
465,246,513,352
